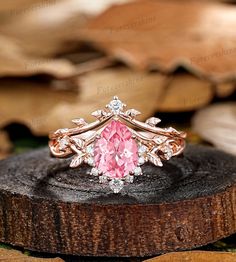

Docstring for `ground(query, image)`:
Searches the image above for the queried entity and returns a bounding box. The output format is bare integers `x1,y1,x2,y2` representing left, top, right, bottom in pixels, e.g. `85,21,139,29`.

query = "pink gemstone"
94,120,138,178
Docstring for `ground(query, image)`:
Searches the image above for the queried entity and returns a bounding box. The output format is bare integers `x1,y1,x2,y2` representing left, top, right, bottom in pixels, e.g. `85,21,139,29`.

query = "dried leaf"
79,68,166,119
0,0,132,66
0,0,53,13
192,103,236,155
0,2,86,57
0,35,76,78
80,0,236,81
145,251,236,262
0,68,232,137
1,64,234,138
0,0,130,16
85,70,232,113
0,79,78,135
70,154,84,168
71,0,132,16
0,0,134,79
216,82,235,97
0,248,63,261
74,56,114,76
157,74,214,112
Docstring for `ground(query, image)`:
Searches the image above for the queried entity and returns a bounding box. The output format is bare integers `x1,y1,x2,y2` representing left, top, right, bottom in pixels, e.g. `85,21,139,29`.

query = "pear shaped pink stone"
94,120,138,178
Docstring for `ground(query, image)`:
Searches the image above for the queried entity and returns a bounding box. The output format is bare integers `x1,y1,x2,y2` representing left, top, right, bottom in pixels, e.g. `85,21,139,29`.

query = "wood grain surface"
0,145,235,257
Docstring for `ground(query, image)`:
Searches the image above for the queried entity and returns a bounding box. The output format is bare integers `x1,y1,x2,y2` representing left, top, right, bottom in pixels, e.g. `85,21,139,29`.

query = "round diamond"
99,175,107,183
164,146,173,160
138,145,147,155
133,166,142,176
59,137,69,150
138,156,145,165
109,179,124,193
108,98,123,114
86,145,94,155
125,175,134,183
91,167,99,176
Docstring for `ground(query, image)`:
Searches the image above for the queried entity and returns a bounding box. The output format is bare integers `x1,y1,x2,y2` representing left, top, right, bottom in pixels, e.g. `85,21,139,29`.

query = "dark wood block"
0,145,235,257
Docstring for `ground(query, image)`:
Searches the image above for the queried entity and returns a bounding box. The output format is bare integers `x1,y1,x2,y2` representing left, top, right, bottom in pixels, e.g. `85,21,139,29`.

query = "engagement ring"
49,97,186,193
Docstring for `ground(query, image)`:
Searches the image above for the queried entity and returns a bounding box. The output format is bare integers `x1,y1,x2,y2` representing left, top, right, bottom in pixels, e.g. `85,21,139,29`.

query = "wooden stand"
0,145,235,257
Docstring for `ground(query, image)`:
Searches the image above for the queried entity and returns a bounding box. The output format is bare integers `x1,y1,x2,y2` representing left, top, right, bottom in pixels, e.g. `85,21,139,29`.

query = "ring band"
49,96,186,193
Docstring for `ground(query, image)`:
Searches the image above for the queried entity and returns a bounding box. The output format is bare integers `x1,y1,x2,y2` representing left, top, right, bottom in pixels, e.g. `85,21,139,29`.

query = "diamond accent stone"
138,145,147,155
125,175,134,183
86,157,94,166
107,97,124,114
86,144,94,155
91,167,99,176
133,166,142,176
59,136,69,150
138,156,145,165
163,145,173,160
99,175,107,183
94,120,138,178
109,179,124,193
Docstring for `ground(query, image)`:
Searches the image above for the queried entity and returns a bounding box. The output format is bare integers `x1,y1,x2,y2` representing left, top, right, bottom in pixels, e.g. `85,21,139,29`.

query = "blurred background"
0,0,236,259
0,0,235,160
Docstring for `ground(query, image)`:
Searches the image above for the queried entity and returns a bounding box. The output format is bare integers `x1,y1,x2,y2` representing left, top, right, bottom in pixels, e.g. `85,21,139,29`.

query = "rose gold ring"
49,96,186,193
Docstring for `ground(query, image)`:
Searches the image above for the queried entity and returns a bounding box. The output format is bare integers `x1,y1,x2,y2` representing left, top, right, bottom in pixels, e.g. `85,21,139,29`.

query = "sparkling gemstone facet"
59,137,69,150
86,144,94,155
91,167,99,176
133,166,142,176
138,156,145,165
138,144,147,155
108,98,123,114
94,120,138,178
86,157,94,166
109,179,124,193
